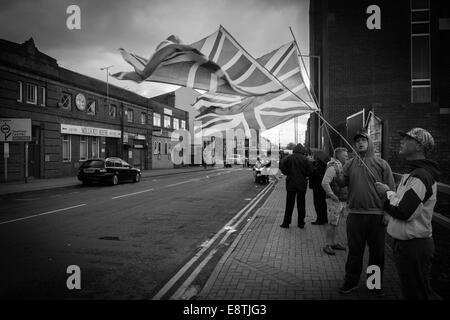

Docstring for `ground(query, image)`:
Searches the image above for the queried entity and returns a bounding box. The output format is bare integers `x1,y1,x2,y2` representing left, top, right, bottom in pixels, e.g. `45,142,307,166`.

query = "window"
80,136,88,161
39,87,46,106
164,143,168,154
114,160,122,167
181,120,186,130
153,113,161,127
141,112,146,125
164,115,171,128
87,101,96,115
62,135,71,162
58,93,72,109
125,108,134,122
411,0,431,103
173,118,179,130
26,83,37,104
158,142,161,154
91,137,99,158
17,81,22,102
109,104,117,118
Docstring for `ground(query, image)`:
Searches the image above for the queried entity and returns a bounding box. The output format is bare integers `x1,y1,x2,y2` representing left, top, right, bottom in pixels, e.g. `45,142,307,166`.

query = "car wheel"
112,174,119,186
134,173,141,183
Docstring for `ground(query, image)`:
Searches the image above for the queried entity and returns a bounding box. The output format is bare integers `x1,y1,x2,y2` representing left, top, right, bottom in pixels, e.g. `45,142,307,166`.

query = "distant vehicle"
77,157,141,186
225,154,246,168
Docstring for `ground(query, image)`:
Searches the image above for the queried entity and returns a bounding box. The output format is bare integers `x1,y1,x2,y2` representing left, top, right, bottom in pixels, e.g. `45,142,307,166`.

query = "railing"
394,173,450,229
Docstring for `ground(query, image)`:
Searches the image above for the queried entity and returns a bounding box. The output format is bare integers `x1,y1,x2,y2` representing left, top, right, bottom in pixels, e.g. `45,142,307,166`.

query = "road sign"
0,119,32,142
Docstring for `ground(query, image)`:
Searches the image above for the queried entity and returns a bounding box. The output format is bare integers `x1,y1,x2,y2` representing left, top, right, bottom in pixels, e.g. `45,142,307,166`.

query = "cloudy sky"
0,0,312,146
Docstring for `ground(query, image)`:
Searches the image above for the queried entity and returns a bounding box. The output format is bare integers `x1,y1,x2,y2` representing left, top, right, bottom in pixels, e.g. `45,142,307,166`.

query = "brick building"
306,0,450,183
0,37,188,181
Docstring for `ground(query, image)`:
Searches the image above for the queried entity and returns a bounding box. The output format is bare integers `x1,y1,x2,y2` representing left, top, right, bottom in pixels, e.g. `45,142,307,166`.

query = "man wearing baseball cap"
375,128,440,299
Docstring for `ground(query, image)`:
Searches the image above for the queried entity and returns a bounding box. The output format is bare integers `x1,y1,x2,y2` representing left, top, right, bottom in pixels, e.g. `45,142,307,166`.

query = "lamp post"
298,54,321,149
100,65,113,109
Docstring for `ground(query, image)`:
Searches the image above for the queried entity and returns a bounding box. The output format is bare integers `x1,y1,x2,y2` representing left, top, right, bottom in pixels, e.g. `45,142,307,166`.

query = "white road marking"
165,181,191,188
152,182,273,300
0,204,87,226
111,188,154,199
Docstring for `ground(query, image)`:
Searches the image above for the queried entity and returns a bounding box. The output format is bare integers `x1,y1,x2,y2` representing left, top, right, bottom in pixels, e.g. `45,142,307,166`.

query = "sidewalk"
199,177,404,300
0,166,218,196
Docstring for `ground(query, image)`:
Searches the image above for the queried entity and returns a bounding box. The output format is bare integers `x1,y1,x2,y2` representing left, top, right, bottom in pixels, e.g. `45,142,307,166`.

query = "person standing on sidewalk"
338,131,395,296
310,150,330,225
321,147,349,255
375,128,440,300
279,143,314,229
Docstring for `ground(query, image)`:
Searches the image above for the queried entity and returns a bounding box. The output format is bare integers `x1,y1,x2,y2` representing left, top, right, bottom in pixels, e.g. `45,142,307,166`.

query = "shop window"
141,112,146,125
153,113,161,127
164,115,171,128
109,104,117,118
181,120,186,129
58,93,72,109
80,136,88,161
92,137,99,158
26,83,37,105
62,135,71,162
17,81,22,102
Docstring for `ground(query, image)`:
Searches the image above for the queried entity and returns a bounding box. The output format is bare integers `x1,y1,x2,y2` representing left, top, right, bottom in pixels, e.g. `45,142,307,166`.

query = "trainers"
280,224,289,229
331,243,346,251
323,245,335,255
369,288,385,297
339,282,359,294
311,221,326,225
297,224,305,229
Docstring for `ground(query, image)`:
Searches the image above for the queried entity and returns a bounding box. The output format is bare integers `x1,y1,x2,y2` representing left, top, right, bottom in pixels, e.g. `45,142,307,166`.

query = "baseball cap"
398,128,435,151
353,131,369,141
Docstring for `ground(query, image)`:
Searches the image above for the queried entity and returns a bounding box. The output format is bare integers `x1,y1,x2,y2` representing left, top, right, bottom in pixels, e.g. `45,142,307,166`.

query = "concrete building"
0,37,188,181
306,0,450,183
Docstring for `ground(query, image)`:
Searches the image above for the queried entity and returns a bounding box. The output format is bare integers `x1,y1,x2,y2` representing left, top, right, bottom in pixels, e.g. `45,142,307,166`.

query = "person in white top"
375,128,440,300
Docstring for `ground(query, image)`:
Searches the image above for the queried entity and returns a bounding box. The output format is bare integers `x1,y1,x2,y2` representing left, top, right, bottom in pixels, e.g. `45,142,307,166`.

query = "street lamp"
100,65,114,108
299,54,321,149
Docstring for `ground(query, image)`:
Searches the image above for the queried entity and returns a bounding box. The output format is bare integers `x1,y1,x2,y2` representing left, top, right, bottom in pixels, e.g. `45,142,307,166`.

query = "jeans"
344,214,386,286
393,237,437,300
282,190,306,226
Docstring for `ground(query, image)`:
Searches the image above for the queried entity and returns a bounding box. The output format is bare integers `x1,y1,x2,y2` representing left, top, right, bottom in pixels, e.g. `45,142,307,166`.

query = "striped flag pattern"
112,27,283,96
193,42,318,137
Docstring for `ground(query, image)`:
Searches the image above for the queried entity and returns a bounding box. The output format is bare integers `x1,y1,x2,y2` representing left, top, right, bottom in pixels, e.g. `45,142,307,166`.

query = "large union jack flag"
193,41,318,137
112,26,283,96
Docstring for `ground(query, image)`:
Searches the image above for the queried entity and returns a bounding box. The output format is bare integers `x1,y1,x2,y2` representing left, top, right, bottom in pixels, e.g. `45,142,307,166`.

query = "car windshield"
81,160,104,168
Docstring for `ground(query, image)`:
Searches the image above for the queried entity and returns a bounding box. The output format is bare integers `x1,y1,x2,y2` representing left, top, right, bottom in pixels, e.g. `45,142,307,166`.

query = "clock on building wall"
75,93,86,111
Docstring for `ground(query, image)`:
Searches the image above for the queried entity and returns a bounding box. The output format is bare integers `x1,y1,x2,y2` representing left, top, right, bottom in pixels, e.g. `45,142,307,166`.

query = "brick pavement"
199,177,404,300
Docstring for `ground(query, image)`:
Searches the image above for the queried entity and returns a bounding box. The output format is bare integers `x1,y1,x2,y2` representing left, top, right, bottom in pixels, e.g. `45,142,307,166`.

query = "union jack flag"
193,42,318,137
112,26,283,96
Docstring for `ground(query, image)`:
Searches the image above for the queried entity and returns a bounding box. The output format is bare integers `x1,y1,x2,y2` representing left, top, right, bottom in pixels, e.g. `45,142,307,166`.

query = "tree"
286,142,296,150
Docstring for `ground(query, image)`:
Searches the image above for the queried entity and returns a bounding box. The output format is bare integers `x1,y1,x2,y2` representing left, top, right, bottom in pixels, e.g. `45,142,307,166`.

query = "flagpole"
283,27,378,182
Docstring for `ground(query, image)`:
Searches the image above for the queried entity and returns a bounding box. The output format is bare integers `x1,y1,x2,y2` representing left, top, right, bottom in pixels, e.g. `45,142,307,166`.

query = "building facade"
0,38,188,181
307,0,450,183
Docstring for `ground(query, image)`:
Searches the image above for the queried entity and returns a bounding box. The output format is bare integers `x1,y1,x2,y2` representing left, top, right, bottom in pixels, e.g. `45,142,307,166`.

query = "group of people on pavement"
279,127,440,300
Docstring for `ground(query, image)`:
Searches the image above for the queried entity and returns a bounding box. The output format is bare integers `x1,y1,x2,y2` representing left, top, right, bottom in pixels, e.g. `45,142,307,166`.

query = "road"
0,167,273,299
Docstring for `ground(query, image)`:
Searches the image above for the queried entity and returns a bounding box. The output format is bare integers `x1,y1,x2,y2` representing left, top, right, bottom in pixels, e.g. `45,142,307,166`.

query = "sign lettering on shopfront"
61,124,121,138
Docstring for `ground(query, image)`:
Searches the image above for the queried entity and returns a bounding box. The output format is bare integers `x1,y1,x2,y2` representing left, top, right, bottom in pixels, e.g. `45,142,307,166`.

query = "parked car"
225,154,246,168
77,157,141,185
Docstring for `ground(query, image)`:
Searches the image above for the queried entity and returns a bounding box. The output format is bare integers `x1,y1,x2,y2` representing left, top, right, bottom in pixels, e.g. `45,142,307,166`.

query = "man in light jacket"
375,128,440,300
338,131,395,296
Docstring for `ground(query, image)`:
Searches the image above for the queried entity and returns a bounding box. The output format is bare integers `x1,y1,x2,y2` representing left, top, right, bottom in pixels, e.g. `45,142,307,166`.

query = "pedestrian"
279,143,314,229
321,147,349,255
375,128,440,300
338,131,395,296
310,150,330,225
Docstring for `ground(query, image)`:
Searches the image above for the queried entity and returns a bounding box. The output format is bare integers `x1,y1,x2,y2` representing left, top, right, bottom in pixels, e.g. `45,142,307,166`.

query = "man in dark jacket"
310,150,330,225
279,143,314,228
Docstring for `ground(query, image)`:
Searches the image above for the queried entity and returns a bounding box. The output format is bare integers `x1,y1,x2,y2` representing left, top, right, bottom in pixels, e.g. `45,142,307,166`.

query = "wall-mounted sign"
164,108,172,116
0,118,32,142
75,93,86,111
61,124,121,138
